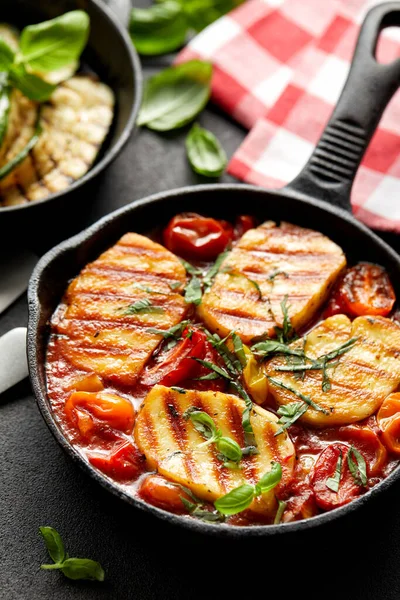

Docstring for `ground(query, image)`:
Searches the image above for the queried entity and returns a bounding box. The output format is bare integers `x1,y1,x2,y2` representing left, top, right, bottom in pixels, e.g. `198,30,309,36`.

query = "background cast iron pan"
27,3,400,537
0,0,142,238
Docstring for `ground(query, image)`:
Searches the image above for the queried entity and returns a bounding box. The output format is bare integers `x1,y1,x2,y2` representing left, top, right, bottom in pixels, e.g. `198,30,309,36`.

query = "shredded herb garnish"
274,499,287,524
118,298,165,315
268,269,288,282
326,449,343,492
267,377,328,414
275,402,308,435
347,445,368,487
184,275,202,305
203,250,229,291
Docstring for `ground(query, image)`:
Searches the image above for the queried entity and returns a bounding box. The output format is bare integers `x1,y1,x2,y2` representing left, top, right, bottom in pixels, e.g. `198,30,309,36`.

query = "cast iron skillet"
28,3,400,537
0,0,141,232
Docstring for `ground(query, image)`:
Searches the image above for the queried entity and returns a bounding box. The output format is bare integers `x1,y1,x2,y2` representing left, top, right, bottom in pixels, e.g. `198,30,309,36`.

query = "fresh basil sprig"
138,60,212,131
39,526,104,582
0,11,89,102
184,407,242,467
215,462,282,515
130,2,187,56
186,123,227,177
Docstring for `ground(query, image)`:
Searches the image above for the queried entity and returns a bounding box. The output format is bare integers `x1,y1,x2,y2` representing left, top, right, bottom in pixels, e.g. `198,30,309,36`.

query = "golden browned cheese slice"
135,385,295,515
52,233,188,386
0,76,114,206
266,314,400,427
198,221,346,343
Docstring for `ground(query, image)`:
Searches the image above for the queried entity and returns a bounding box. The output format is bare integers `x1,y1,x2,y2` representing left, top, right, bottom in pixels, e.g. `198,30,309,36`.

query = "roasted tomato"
65,391,135,439
163,213,233,260
337,263,395,317
337,425,387,476
311,443,364,510
140,327,207,387
138,475,193,513
140,326,226,391
89,441,145,482
233,215,256,240
377,393,400,454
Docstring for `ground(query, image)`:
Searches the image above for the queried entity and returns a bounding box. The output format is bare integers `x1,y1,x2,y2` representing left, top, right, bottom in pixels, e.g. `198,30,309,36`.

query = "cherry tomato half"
89,441,145,482
140,327,207,387
311,443,363,510
65,391,136,440
163,213,233,261
138,475,193,513
338,263,395,317
337,425,387,476
377,393,400,455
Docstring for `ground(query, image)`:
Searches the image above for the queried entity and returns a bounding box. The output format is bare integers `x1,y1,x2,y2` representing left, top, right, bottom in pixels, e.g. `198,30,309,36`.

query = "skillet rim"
27,182,400,538
0,0,142,215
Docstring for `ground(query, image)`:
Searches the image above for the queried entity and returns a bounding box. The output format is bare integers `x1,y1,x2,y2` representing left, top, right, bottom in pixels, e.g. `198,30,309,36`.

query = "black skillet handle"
285,2,400,211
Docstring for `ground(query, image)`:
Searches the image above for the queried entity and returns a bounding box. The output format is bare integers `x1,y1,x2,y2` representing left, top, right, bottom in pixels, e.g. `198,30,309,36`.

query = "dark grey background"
2,1,400,598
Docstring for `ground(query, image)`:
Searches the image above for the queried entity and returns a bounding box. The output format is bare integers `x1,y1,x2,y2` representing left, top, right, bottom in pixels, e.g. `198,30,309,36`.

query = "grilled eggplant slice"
198,221,346,343
52,233,188,386
135,385,295,515
267,314,400,426
0,76,114,206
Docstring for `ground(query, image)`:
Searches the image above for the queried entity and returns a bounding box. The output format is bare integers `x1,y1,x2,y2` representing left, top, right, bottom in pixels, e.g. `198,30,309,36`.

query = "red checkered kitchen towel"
178,0,400,233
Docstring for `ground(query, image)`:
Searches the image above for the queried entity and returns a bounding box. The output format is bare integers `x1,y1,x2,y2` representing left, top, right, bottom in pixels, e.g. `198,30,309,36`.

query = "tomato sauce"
45,213,400,527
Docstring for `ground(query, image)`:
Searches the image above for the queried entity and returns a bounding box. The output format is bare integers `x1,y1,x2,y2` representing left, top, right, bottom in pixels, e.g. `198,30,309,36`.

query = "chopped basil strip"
203,250,229,291
275,401,308,436
326,449,343,493
267,377,329,414
231,332,247,368
184,275,202,305
347,445,368,487
119,298,165,315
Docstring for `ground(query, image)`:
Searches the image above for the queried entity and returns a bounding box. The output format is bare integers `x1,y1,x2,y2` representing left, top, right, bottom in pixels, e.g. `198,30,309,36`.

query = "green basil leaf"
231,331,247,368
251,340,305,361
0,115,42,180
347,445,368,487
130,2,188,56
267,377,329,415
216,436,242,462
180,259,202,276
214,483,255,515
203,250,229,291
9,64,56,101
0,38,14,71
186,123,227,177
60,558,104,582
176,0,245,32
19,10,90,73
185,408,218,441
326,449,343,493
275,401,308,436
194,358,232,381
138,60,212,131
184,275,202,305
255,462,282,495
39,526,66,565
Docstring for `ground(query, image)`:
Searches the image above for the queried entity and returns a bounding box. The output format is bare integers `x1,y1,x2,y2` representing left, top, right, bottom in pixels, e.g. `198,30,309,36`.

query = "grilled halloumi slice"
135,385,295,515
198,221,346,343
267,314,400,427
0,76,114,206
52,233,188,387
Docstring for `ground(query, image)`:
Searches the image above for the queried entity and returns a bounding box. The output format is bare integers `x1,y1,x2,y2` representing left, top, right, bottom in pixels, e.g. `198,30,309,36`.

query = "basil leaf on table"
9,64,56,101
186,123,227,177
18,10,90,73
0,38,15,71
130,2,188,56
39,526,105,582
138,60,212,131
39,526,66,564
60,558,105,582
158,0,246,32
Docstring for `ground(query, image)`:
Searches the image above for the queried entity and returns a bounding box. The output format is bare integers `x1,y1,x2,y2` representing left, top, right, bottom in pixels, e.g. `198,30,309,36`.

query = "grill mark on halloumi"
267,314,400,427
198,221,346,343
164,395,198,482
52,234,188,386
135,386,295,513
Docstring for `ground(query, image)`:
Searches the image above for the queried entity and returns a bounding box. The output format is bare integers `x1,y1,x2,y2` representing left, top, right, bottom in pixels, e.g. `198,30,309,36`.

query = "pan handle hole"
375,26,400,64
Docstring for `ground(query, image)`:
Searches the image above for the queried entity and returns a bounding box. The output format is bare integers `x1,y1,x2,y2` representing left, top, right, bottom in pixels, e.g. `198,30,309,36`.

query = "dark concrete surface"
2,3,400,598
